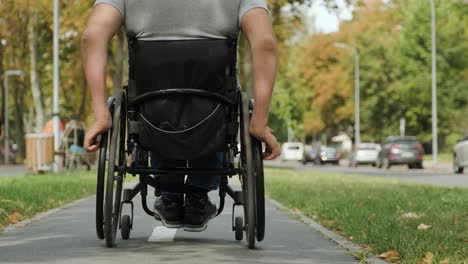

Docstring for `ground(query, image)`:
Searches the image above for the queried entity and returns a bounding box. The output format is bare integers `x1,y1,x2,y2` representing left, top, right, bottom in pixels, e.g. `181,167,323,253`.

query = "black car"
302,146,318,164
376,136,424,169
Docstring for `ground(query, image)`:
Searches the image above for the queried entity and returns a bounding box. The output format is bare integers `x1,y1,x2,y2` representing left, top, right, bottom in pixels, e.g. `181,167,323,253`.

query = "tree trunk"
241,37,254,98
0,44,4,127
77,78,88,120
13,80,26,159
28,12,45,133
112,30,125,95
25,105,34,135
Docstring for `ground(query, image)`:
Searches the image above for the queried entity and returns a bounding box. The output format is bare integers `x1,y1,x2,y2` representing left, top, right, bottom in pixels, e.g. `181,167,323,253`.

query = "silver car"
349,143,380,167
454,134,468,174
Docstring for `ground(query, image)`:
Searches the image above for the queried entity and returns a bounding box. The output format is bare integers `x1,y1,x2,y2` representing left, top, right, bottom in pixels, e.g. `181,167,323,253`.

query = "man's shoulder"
94,0,124,18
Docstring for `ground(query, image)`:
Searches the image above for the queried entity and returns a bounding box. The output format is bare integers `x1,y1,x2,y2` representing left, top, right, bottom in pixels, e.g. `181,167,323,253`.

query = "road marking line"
147,226,177,242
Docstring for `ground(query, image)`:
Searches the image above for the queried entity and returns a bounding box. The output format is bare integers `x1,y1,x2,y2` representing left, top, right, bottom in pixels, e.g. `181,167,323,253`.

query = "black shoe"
183,192,217,232
154,194,184,228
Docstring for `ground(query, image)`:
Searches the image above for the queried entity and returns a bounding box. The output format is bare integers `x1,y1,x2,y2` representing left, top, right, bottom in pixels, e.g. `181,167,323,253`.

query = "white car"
454,135,468,174
349,143,381,167
281,142,304,162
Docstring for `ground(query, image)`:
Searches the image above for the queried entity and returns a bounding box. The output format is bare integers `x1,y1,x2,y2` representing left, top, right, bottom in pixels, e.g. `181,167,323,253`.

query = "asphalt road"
0,165,27,177
0,182,358,264
266,160,468,188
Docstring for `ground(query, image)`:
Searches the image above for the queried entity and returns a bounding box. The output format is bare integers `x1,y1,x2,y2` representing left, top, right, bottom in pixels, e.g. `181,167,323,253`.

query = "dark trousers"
151,152,223,195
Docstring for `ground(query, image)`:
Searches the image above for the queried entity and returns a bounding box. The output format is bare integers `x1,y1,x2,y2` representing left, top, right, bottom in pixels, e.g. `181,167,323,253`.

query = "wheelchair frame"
95,86,265,249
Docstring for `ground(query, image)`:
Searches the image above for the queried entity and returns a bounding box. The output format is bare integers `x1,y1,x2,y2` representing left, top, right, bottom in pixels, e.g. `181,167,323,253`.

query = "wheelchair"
95,38,265,249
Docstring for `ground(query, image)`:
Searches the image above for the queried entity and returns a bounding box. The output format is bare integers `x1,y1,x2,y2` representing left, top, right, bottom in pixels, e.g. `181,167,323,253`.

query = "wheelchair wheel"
240,93,257,249
96,97,116,240
252,137,265,242
104,91,127,247
96,130,109,240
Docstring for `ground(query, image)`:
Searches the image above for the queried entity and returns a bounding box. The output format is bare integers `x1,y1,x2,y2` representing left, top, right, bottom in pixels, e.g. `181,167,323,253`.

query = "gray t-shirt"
94,0,268,41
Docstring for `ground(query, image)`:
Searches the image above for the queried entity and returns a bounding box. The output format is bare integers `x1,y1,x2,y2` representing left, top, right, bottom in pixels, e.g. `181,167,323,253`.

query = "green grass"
0,170,97,231
265,168,468,263
425,152,452,163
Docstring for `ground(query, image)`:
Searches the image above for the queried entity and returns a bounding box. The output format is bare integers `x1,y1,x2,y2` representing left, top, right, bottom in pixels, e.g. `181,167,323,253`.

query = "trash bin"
25,133,54,172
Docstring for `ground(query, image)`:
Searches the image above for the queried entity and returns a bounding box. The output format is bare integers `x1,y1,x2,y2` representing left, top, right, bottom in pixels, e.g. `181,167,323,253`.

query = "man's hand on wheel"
84,110,112,152
249,125,281,160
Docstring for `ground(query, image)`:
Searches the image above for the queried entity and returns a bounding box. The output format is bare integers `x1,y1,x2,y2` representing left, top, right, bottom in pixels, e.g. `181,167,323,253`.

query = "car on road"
376,136,424,169
281,142,304,162
315,146,340,165
302,145,318,164
349,143,380,167
453,134,468,174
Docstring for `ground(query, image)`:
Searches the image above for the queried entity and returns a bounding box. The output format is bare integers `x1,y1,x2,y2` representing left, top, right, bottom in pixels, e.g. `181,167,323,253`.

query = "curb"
2,196,94,233
268,198,387,264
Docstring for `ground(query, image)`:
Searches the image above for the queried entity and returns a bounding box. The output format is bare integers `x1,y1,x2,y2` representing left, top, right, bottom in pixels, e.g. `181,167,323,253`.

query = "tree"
28,6,46,132
391,0,468,148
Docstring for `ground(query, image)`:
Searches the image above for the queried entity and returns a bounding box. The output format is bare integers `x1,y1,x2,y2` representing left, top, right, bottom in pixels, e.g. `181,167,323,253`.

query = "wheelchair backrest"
127,39,238,160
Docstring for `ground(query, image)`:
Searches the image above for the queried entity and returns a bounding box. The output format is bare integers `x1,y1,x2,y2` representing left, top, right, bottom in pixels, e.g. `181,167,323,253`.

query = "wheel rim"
105,92,126,247
253,138,265,242
96,98,115,240
96,131,109,240
240,93,256,249
105,106,119,246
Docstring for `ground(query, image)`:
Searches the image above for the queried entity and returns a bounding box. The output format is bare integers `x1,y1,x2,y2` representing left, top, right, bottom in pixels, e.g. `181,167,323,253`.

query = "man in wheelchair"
82,0,280,233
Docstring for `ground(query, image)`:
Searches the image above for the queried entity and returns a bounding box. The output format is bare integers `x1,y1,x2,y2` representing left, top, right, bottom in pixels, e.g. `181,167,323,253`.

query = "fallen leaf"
418,223,432,230
440,259,449,264
377,250,400,261
425,251,434,261
8,212,22,224
333,229,345,236
323,220,335,226
401,212,423,219
362,244,373,251
292,208,301,213
418,251,434,264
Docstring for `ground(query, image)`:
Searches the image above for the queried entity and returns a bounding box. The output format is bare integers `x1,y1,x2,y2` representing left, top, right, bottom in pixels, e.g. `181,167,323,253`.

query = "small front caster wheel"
121,214,131,240
235,216,244,241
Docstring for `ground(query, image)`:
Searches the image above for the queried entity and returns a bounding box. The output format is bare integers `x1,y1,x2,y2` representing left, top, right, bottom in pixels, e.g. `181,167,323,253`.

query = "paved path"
0,184,358,264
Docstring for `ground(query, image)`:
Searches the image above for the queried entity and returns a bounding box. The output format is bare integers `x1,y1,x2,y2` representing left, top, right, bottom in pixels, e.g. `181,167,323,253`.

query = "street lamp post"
3,70,24,164
53,0,61,171
430,0,438,163
333,42,360,146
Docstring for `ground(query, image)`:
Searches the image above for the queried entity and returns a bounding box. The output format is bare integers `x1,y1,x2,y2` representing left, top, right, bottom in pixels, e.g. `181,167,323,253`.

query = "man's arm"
241,8,280,160
81,4,123,152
